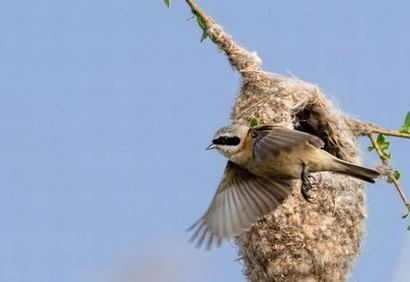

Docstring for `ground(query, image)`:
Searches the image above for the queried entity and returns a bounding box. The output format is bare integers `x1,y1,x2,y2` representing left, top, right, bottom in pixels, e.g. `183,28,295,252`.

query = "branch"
186,0,207,23
370,128,410,139
347,118,410,139
347,118,410,212
368,133,410,211
185,0,263,76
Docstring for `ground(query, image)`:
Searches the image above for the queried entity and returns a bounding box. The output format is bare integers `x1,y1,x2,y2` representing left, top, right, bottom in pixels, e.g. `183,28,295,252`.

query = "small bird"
189,124,379,249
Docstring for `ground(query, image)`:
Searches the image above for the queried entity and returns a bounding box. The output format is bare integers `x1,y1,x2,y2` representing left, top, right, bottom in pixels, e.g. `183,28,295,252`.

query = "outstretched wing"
188,161,293,249
251,125,324,161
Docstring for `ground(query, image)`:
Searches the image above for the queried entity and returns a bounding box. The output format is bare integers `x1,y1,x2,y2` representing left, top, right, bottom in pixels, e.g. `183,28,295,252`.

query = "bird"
188,124,379,249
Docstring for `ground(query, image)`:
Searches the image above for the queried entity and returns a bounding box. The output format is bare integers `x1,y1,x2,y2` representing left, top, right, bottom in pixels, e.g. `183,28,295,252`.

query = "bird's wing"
251,125,324,161
188,161,293,249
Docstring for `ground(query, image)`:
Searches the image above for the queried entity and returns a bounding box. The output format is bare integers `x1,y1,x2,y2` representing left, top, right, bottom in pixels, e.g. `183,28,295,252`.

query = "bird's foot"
301,168,317,202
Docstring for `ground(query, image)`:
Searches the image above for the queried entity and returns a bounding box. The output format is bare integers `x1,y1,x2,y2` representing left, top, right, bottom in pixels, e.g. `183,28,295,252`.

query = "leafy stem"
186,0,209,42
368,133,409,209
366,111,410,230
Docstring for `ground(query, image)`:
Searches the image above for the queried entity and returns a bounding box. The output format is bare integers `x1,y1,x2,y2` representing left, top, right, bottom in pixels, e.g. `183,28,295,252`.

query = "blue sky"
0,1,409,281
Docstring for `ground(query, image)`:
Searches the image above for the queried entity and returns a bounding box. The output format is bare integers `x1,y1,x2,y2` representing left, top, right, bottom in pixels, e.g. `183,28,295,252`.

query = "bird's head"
206,124,249,158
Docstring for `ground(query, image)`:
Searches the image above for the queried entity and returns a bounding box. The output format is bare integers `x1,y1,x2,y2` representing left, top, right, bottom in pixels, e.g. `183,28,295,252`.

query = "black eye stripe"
212,136,240,146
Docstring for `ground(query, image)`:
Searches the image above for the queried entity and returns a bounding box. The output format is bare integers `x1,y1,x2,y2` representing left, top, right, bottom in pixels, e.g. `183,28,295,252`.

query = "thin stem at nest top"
186,0,208,24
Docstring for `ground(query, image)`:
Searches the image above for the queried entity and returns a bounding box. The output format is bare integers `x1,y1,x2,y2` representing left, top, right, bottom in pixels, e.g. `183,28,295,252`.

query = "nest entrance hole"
293,106,341,159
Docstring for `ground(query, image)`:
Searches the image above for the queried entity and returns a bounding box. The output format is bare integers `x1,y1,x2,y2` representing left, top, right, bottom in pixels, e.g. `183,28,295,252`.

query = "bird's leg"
301,165,315,202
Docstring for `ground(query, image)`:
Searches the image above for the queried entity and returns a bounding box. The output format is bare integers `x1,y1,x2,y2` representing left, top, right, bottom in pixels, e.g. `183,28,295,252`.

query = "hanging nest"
182,3,397,280
232,73,366,281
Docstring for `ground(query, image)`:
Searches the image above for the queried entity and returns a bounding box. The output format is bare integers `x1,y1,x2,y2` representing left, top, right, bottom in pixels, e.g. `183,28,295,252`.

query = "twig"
186,0,209,27
347,118,410,139
370,128,410,139
368,133,410,211
184,0,262,75
186,0,208,24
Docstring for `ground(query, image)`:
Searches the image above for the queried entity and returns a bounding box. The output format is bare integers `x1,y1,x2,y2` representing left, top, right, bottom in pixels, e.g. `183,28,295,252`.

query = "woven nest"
233,73,365,282
205,19,367,282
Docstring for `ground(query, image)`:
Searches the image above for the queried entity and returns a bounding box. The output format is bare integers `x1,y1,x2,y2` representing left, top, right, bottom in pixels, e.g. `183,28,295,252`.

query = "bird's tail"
335,159,379,183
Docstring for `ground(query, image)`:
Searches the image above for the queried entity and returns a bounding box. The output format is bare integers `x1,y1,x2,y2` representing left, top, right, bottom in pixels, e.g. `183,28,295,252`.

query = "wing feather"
251,125,324,161
188,161,293,249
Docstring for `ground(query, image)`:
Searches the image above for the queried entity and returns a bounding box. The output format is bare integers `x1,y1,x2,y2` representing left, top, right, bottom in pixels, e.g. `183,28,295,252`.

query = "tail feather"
336,160,379,183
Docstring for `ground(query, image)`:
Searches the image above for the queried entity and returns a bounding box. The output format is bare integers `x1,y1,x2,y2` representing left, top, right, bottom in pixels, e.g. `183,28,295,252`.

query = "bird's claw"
301,168,316,202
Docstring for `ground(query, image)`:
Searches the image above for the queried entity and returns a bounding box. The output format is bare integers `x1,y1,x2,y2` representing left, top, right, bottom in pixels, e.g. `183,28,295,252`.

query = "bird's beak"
206,143,216,150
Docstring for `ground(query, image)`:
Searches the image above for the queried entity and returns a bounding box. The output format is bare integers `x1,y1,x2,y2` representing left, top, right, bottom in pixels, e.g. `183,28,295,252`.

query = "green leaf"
393,170,401,181
195,14,208,42
196,14,206,29
407,225,410,232
376,134,390,150
375,133,391,159
164,0,170,7
376,133,385,144
402,202,409,219
399,111,410,133
367,146,374,152
200,30,208,42
379,141,390,151
249,117,259,128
